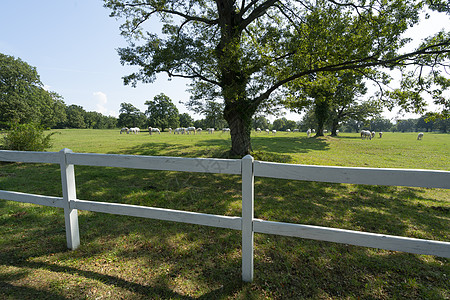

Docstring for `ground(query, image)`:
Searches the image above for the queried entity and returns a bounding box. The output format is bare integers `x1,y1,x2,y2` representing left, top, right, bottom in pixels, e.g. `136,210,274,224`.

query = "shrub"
2,123,56,151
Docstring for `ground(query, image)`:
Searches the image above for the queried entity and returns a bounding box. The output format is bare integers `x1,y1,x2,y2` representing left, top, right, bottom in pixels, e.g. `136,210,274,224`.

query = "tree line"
0,53,118,130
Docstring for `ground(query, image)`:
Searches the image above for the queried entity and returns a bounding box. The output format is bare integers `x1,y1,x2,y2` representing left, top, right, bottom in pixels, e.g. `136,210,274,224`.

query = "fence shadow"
0,158,448,298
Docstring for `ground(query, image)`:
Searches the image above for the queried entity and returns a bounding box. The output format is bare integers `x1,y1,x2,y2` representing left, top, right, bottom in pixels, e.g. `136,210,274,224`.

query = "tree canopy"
0,53,62,127
105,0,450,156
118,102,146,128
1,53,118,130
145,93,180,130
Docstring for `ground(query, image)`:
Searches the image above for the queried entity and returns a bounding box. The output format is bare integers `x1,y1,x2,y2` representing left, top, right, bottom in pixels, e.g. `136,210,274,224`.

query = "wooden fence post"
242,155,254,282
60,148,80,250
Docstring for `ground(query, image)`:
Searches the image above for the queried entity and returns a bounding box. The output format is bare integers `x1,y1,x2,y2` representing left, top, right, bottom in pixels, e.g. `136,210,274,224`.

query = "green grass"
0,129,449,299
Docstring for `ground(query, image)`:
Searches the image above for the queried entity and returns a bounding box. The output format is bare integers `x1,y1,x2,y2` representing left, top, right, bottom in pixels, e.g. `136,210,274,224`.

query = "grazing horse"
129,127,140,134
148,127,161,135
361,130,372,140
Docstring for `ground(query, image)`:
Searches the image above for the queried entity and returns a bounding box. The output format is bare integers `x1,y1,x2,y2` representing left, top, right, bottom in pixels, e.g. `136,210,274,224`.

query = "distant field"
1,129,449,299
46,129,450,170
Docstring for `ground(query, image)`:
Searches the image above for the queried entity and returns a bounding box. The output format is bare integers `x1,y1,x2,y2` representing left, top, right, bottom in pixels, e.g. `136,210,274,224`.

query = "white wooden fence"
0,149,449,282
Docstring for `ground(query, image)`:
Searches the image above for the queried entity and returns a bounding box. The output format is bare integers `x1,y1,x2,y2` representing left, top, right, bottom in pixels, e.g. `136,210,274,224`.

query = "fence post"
242,155,254,282
60,148,80,250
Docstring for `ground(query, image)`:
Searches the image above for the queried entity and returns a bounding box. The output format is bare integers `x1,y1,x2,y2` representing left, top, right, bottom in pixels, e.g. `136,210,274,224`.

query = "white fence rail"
1,149,449,282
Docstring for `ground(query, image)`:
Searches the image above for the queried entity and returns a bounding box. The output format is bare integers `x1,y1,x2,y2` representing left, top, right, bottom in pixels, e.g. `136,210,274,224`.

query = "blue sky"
1,0,448,121
1,0,192,118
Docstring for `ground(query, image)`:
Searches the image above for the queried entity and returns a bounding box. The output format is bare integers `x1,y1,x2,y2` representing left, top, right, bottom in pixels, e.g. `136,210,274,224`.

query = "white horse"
120,127,129,134
129,127,140,134
187,127,196,134
361,130,372,140
174,127,186,134
417,132,424,140
148,127,161,135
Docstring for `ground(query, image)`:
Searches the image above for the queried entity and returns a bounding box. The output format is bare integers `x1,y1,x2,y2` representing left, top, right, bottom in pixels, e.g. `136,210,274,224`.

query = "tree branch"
252,40,450,107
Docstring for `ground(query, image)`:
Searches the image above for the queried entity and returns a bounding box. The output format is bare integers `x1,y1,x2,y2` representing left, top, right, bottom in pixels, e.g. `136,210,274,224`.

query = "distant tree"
192,116,227,130
66,105,86,128
434,117,449,133
193,119,207,130
184,94,226,130
252,116,270,130
41,92,67,129
299,109,318,132
342,119,365,133
179,113,194,128
145,93,179,131
103,115,119,129
285,120,297,131
0,53,65,128
396,119,417,132
369,118,393,132
118,102,146,128
272,118,287,131
83,111,117,129
416,114,434,132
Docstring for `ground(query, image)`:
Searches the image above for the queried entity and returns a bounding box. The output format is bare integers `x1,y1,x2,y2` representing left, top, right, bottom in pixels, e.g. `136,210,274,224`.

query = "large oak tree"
105,0,449,156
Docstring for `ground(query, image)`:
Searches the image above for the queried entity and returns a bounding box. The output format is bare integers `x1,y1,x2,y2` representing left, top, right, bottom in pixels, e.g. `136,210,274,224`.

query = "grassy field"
1,129,449,299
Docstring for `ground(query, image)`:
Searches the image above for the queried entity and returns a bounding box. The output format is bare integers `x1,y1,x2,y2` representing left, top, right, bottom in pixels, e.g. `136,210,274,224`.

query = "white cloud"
93,91,117,117
43,84,51,91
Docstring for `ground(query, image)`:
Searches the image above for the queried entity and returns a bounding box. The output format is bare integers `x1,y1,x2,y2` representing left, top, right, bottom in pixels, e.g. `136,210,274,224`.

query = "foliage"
0,53,119,130
178,113,193,128
105,0,449,156
395,119,418,132
145,93,180,130
1,123,55,151
118,102,146,128
369,118,393,132
65,105,87,129
0,53,65,128
183,97,226,129
271,117,297,131
252,116,271,130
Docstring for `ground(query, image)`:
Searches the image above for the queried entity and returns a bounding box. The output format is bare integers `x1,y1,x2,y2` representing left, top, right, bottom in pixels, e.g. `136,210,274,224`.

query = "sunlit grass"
1,129,449,299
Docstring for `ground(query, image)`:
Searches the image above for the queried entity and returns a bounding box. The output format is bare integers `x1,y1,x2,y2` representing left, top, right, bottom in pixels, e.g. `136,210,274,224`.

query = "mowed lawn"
1,129,449,299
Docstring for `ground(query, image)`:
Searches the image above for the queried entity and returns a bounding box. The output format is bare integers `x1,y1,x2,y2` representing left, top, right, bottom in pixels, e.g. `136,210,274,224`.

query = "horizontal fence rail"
254,161,450,189
253,220,450,258
1,149,449,282
66,152,242,174
71,199,242,230
0,190,64,208
0,150,59,164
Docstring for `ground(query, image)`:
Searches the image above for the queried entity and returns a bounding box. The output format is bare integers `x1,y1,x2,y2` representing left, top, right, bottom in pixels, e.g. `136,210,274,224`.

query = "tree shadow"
0,159,448,298
111,140,232,159
252,136,330,153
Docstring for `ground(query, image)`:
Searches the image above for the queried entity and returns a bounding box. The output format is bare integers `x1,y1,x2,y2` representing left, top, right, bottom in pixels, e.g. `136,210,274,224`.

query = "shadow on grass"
251,136,330,153
111,139,232,159
0,161,448,298
107,136,330,163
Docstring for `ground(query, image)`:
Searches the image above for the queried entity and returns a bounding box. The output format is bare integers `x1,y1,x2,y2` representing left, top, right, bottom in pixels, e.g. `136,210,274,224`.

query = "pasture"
1,129,449,299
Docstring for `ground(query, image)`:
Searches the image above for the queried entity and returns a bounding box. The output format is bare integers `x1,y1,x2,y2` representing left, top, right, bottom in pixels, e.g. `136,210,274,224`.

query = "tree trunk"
331,120,339,136
314,101,329,137
224,102,254,157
